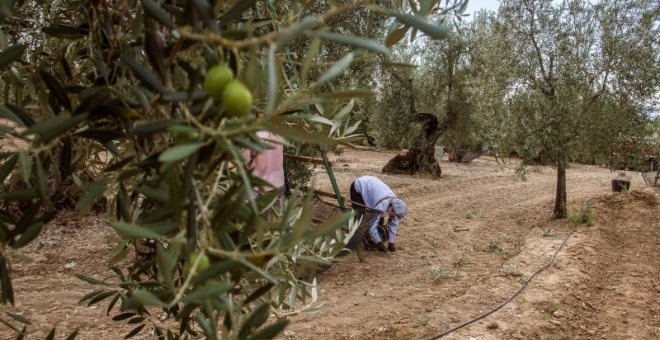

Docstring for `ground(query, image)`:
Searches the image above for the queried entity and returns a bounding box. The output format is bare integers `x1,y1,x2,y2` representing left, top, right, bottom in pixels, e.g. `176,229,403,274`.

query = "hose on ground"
427,228,576,339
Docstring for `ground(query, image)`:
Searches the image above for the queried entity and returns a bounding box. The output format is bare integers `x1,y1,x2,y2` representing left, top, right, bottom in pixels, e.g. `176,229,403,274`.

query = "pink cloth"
244,131,285,191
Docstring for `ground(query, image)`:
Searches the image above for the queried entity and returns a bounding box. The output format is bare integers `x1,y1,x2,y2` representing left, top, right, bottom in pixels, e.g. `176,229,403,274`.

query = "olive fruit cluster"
203,65,253,117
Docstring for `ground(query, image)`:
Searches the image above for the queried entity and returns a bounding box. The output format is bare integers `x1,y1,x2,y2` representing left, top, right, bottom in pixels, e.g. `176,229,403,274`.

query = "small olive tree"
498,0,659,217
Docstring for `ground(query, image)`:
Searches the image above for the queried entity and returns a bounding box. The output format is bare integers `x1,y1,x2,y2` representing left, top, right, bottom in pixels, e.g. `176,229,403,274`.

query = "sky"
464,0,500,16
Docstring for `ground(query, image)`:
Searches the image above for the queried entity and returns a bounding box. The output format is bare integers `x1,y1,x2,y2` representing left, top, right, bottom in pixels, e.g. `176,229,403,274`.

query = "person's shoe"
388,243,396,252
377,243,388,253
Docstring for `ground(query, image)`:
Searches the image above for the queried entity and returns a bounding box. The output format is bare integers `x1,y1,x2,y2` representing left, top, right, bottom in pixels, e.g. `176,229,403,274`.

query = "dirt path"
284,149,659,340
1,149,658,339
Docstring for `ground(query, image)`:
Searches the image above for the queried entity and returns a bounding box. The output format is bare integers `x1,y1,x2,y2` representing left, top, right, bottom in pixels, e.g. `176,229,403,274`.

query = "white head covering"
390,198,407,219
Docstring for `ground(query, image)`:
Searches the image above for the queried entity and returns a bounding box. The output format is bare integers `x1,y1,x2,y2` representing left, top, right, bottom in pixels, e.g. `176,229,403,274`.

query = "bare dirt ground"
1,148,659,339
288,149,660,340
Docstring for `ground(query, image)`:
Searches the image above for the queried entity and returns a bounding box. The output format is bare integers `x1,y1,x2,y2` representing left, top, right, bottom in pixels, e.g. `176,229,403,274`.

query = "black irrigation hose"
427,229,576,340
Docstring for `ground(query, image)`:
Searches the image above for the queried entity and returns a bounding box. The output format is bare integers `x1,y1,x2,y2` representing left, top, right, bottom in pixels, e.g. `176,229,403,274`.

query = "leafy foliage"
415,23,482,157
0,0,460,338
368,51,419,149
495,0,659,216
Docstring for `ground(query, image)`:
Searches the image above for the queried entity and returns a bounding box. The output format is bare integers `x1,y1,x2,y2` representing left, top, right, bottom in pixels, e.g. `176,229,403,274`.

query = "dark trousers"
349,181,384,246
350,181,365,210
350,181,367,222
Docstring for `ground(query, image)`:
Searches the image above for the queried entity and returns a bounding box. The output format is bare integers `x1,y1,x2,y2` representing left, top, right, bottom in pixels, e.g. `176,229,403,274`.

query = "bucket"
611,179,631,192
434,146,444,162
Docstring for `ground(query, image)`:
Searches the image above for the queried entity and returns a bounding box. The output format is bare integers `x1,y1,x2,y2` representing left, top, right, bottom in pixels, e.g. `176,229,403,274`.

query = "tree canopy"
367,0,658,215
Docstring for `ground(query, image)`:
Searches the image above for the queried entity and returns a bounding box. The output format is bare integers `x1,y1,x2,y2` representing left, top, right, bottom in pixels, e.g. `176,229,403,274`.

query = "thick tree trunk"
553,162,567,218
382,113,442,178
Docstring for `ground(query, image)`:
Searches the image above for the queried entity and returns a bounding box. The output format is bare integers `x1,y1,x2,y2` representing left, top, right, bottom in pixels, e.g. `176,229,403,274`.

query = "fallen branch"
285,154,330,166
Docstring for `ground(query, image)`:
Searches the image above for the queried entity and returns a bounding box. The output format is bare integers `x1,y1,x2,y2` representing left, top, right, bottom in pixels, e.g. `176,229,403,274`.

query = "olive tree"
497,0,659,217
416,21,480,159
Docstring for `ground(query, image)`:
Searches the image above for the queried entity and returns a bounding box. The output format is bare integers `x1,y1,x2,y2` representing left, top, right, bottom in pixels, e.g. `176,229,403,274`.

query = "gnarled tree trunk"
382,113,443,178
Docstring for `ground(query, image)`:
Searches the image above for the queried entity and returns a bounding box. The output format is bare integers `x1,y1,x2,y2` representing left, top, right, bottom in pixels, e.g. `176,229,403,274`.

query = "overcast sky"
465,0,500,16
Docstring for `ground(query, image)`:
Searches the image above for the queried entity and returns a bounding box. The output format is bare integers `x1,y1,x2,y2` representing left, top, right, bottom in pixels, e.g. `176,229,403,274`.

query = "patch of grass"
429,266,449,280
419,314,430,327
388,328,413,340
543,301,561,315
542,228,556,237
464,209,484,219
504,261,520,271
488,241,504,254
568,211,594,225
514,164,529,182
568,202,595,226
429,265,459,281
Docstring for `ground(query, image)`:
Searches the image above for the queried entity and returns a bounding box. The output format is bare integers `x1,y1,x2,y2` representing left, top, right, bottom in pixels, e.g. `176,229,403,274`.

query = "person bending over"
350,175,407,252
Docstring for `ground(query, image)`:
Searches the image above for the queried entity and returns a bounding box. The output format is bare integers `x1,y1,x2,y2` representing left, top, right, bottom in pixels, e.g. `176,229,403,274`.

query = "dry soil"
1,148,659,340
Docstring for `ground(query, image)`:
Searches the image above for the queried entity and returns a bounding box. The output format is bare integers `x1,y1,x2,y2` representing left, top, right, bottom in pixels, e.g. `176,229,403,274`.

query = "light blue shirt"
353,176,400,243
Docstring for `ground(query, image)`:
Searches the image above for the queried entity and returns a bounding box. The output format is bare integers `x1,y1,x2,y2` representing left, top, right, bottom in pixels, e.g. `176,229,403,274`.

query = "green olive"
222,80,253,117
184,251,210,277
203,65,234,101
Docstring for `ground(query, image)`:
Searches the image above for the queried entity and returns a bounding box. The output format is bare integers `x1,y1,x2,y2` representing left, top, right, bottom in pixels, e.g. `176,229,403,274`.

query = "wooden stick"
284,154,330,166
314,189,344,200
289,188,346,202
